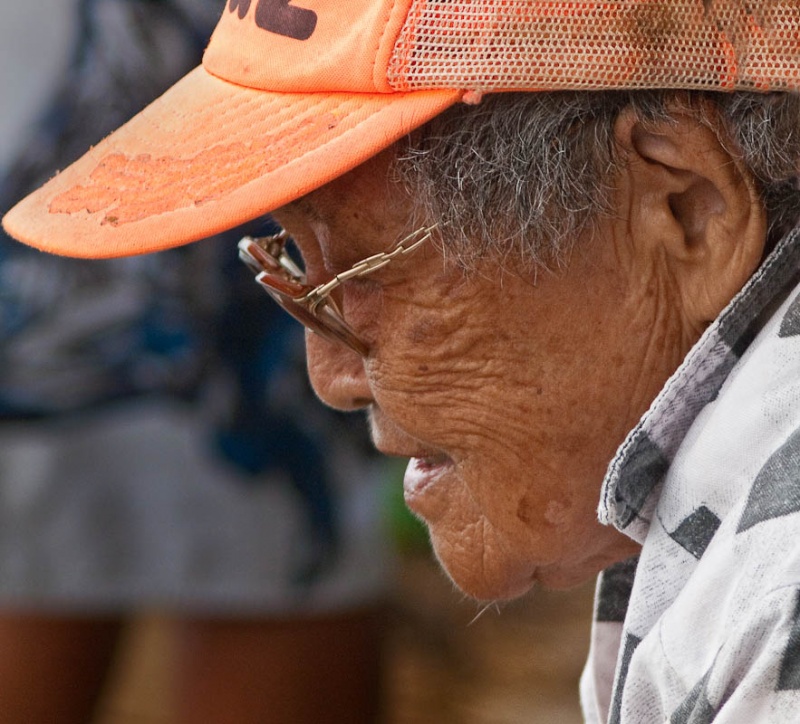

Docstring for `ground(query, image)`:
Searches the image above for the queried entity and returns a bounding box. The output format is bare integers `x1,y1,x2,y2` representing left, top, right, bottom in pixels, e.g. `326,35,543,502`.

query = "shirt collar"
598,225,800,542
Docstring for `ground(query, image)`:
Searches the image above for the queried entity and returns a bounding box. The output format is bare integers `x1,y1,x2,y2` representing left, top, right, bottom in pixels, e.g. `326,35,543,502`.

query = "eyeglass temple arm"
305,225,436,305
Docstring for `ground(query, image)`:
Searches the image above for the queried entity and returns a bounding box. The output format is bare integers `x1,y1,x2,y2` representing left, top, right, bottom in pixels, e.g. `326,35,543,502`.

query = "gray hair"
395,90,800,272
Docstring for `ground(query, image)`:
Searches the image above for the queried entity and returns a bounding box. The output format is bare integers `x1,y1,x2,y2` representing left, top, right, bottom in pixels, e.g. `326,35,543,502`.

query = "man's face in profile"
270,147,695,600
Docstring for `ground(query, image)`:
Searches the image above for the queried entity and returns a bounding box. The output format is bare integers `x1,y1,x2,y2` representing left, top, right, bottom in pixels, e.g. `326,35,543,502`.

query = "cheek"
366,296,522,440
458,452,581,550
367,355,512,461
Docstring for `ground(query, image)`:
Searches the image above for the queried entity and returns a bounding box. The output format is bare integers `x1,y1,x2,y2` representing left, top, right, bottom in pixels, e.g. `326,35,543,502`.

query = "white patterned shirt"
581,225,800,723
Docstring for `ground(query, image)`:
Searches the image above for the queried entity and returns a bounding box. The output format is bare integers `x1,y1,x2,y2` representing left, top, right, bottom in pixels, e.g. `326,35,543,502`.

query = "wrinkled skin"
271,121,762,600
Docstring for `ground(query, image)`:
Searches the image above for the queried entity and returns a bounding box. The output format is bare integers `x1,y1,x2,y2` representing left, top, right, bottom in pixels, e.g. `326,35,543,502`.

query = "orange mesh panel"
388,0,800,92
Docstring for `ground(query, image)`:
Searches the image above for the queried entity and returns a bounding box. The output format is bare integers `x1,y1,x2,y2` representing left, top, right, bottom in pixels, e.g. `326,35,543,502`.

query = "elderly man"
5,0,800,721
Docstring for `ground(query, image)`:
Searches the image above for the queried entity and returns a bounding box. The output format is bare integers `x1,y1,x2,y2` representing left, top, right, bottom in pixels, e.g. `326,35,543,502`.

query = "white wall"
0,0,78,169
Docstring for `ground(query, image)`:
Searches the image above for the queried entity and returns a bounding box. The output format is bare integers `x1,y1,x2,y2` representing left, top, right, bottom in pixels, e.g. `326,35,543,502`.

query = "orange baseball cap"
4,0,800,259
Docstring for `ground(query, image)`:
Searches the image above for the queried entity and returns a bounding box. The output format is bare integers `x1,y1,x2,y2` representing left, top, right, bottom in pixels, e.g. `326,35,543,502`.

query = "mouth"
402,454,455,522
368,410,455,520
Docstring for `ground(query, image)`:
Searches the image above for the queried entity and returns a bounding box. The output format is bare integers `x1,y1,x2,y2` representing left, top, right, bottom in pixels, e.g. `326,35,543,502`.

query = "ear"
613,106,767,326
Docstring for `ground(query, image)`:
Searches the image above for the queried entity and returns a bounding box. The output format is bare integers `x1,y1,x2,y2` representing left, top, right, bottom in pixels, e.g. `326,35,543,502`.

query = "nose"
305,331,373,411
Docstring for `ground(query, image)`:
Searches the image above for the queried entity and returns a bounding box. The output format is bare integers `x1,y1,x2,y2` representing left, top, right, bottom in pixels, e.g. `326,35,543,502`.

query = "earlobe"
615,106,767,325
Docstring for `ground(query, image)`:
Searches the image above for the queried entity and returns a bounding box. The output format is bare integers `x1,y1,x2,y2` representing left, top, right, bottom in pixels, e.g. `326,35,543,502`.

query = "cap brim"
2,66,461,259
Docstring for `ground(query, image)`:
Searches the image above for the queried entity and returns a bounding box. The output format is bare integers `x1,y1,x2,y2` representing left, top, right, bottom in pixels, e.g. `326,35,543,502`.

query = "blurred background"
0,0,73,169
0,1,594,722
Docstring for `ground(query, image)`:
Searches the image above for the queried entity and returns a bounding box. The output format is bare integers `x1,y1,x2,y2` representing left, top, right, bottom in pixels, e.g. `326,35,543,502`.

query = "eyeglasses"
237,224,437,356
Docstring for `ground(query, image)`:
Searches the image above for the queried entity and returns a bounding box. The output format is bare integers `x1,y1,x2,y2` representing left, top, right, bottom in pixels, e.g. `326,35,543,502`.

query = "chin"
430,539,537,603
429,531,613,600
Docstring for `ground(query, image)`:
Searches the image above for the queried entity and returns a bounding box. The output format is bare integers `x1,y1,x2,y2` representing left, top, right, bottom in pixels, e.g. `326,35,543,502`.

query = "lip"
403,454,455,522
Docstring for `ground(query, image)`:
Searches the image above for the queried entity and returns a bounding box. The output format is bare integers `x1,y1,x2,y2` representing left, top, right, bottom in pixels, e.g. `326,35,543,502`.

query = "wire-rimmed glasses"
237,224,437,356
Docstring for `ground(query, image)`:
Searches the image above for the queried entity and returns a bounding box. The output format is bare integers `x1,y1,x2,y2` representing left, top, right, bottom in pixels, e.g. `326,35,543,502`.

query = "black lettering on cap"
228,0,252,19
255,0,318,40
